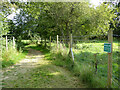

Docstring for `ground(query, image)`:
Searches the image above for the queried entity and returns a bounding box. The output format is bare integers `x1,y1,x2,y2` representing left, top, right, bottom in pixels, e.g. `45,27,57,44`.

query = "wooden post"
45,38,47,47
41,38,43,45
13,37,15,49
50,36,51,48
94,53,97,74
6,36,8,51
57,35,58,51
107,29,113,88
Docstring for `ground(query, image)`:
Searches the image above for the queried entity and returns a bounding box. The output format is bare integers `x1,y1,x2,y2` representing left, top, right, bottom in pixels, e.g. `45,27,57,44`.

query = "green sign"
104,43,111,53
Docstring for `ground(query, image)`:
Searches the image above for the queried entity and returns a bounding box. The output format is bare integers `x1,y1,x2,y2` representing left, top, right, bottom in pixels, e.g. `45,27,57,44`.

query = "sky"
7,0,101,20
90,0,101,6
7,8,20,20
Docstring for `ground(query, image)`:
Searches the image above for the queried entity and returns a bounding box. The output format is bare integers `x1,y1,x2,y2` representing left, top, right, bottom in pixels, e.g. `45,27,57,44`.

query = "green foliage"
21,40,32,45
3,2,117,41
0,1,119,87
35,40,119,88
0,13,10,36
2,50,28,68
2,40,28,68
78,64,94,84
50,44,74,69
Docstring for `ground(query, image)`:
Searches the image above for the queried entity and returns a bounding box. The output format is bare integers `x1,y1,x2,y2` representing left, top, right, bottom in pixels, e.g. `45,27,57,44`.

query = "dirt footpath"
2,49,86,88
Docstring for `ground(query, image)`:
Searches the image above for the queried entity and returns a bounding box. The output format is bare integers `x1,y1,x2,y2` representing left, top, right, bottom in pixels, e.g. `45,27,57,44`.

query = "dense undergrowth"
27,40,119,88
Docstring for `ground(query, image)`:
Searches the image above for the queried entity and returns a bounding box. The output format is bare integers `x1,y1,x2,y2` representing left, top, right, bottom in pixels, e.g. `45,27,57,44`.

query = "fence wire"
50,34,120,88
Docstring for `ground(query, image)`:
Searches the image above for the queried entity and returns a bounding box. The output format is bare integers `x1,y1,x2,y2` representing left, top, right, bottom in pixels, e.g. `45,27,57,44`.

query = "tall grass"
24,39,119,88
49,43,72,69
1,40,28,68
48,43,101,87
43,40,119,88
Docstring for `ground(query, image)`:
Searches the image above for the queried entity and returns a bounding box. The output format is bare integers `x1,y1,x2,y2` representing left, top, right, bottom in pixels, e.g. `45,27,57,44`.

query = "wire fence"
49,34,120,88
0,34,119,88
0,36,16,56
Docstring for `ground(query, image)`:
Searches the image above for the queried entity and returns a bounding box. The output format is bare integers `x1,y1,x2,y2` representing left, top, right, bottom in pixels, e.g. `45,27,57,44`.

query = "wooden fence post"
41,38,43,45
94,53,98,74
50,36,51,48
70,34,72,49
107,29,113,88
6,36,8,51
45,38,47,47
57,35,58,51
13,37,15,49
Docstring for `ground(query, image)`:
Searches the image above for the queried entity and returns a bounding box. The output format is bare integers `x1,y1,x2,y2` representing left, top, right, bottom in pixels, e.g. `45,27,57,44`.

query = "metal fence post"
50,36,51,48
57,35,58,52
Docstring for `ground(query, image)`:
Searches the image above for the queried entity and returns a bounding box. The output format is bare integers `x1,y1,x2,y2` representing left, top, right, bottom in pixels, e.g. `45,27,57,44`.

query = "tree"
113,2,120,35
5,2,117,42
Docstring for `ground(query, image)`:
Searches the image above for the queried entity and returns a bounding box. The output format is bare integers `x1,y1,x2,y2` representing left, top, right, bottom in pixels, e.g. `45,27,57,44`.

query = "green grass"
28,40,119,88
1,41,28,68
72,41,119,88
20,39,119,88
3,43,86,88
26,44,50,54
2,50,28,68
2,39,119,88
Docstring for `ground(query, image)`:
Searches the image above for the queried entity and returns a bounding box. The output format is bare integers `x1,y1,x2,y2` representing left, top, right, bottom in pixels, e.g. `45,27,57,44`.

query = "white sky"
90,0,101,6
7,0,101,20
7,9,20,20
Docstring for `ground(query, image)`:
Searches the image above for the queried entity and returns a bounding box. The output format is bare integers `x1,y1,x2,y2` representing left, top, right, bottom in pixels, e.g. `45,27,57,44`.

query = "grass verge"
27,41,119,88
2,46,28,68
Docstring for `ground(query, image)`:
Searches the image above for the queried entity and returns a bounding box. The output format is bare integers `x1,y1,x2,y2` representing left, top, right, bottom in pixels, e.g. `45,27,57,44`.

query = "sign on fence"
104,43,111,53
